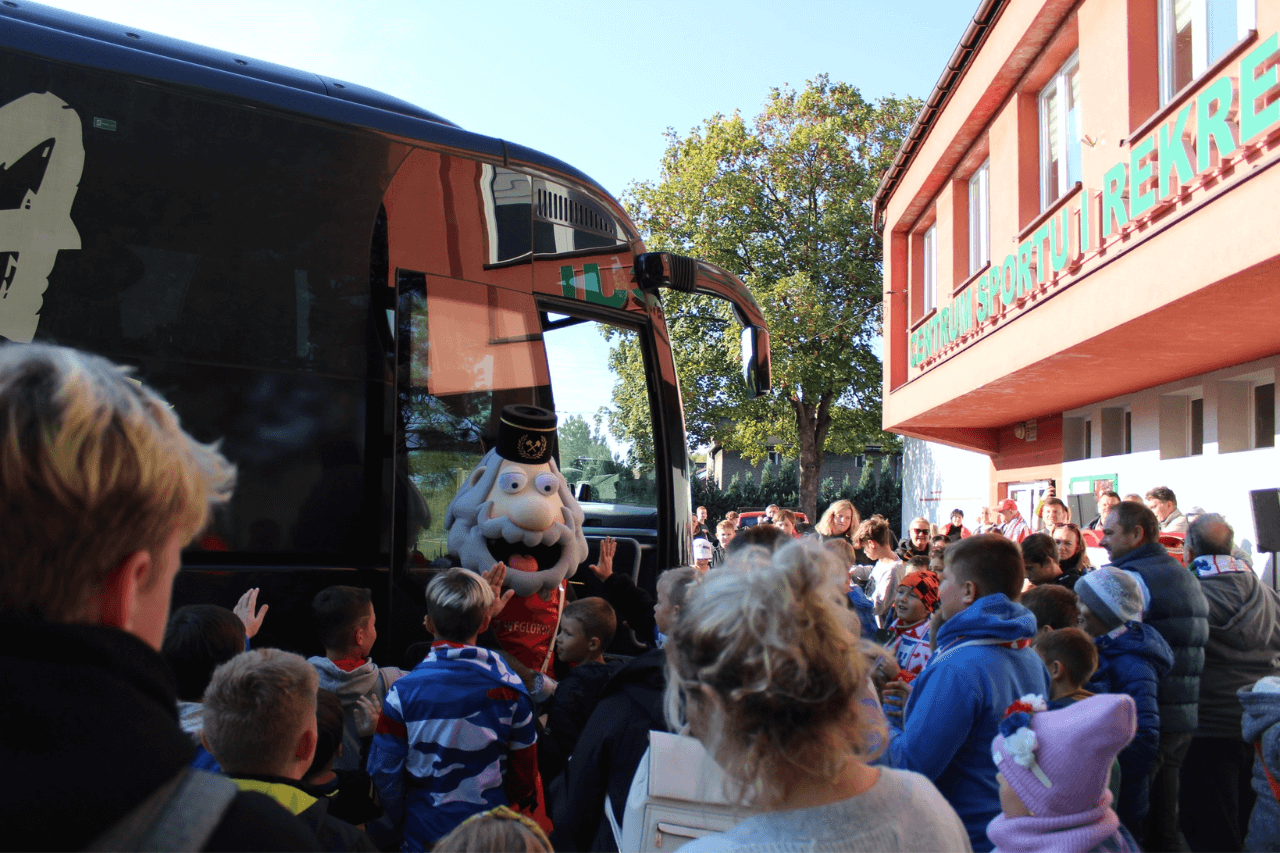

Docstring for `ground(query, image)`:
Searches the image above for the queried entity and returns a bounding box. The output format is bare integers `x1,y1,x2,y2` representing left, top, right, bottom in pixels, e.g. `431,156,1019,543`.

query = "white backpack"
608,730,745,852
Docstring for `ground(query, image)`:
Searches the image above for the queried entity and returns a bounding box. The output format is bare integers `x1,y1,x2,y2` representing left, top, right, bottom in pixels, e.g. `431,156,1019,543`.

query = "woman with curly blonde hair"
663,541,970,852
815,499,860,545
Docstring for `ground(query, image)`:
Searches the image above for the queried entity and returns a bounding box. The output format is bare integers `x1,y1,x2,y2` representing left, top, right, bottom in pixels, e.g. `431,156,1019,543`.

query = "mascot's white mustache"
475,501,578,550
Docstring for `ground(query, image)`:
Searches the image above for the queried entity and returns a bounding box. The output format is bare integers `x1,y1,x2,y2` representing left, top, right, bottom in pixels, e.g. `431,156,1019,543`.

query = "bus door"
537,304,664,601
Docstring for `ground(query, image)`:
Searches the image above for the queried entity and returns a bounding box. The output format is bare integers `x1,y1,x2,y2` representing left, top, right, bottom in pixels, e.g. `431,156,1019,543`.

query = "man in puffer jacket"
1241,675,1280,852
1180,514,1280,852
1100,501,1208,850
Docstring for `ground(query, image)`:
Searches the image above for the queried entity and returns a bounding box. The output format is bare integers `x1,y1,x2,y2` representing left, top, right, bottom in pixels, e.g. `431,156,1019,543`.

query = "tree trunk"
792,392,833,524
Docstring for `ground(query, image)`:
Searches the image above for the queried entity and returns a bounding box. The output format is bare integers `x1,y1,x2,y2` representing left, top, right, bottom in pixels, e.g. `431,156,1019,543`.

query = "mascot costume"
444,405,589,675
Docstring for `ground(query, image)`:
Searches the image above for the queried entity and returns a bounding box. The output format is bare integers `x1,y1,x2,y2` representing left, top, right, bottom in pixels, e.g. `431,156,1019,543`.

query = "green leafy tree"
557,414,612,469
556,414,656,506
617,76,917,520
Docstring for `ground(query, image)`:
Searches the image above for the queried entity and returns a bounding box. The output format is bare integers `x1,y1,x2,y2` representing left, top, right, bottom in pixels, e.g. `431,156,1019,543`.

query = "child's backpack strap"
1258,741,1280,802
84,766,238,851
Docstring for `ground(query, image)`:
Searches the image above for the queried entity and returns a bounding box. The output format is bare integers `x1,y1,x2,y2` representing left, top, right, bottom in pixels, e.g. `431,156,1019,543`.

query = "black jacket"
539,657,624,785
601,572,657,650
896,542,928,563
549,648,665,852
1112,542,1210,733
0,618,320,851
230,774,377,852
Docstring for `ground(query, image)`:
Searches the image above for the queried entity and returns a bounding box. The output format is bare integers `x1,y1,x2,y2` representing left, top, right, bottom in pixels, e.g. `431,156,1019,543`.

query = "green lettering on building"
1001,254,1017,306
1129,134,1157,218
1197,76,1239,172
1158,103,1195,198
910,31,1280,377
1102,162,1129,238
1031,222,1051,283
956,286,973,336
1017,241,1034,296
1051,206,1070,273
1242,34,1280,143
1080,190,1092,251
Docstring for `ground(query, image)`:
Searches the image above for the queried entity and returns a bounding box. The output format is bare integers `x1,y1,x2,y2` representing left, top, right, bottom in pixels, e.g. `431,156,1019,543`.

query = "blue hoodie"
1239,677,1280,852
886,593,1050,852
1085,621,1173,834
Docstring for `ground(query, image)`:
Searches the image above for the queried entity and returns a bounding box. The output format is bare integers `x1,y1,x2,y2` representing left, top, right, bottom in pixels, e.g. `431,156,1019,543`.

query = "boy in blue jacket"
1076,566,1174,838
368,567,536,851
884,533,1051,852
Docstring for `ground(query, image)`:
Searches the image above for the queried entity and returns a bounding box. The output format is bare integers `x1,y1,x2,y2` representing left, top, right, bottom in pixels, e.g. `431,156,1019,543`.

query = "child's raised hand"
871,653,901,693
482,561,517,617
589,536,617,581
233,587,268,640
354,693,382,737
881,679,914,725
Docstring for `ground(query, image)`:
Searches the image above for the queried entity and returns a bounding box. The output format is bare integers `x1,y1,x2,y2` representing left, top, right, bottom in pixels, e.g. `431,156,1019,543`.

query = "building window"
1255,382,1276,448
922,223,938,315
1039,53,1082,210
1084,419,1092,458
1101,406,1128,456
968,161,990,275
1159,0,1256,103
1190,396,1204,455
767,446,784,467
1162,392,1203,459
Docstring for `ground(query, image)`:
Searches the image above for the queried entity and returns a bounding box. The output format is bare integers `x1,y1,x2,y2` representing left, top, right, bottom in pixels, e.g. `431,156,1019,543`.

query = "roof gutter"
872,0,1008,230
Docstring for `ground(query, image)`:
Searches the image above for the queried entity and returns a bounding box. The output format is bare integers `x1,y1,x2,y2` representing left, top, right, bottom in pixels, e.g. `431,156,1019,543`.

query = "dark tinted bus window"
2,55,405,563
394,271,552,565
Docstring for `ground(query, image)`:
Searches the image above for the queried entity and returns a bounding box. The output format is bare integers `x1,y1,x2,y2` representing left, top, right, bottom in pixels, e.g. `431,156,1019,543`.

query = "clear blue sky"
40,0,978,200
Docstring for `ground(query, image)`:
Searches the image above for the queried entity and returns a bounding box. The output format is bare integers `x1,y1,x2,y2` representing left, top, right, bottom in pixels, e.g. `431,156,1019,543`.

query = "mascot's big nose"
505,495,557,534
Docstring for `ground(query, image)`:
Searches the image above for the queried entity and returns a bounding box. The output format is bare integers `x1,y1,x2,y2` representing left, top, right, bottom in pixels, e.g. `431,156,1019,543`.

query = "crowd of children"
145,500,1280,853
12,319,1280,853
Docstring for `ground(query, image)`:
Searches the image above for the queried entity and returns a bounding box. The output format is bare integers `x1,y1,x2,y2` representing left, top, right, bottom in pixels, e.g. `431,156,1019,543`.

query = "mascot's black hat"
497,405,557,465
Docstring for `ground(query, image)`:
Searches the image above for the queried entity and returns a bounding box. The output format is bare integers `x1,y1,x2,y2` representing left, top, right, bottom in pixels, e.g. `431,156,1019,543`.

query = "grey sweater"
680,767,972,853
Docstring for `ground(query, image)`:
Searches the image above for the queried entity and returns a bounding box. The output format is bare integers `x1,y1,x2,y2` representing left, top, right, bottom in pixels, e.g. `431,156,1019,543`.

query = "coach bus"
0,1,771,658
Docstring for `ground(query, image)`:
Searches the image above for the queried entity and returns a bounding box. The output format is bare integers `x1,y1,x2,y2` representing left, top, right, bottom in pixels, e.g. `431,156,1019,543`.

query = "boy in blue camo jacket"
367,567,537,851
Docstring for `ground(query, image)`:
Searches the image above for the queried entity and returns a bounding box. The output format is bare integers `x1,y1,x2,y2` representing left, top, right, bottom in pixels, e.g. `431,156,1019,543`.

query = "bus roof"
1,0,612,200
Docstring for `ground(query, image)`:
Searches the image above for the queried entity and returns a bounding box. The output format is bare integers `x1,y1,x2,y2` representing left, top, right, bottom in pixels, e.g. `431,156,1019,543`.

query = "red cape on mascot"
444,405,589,674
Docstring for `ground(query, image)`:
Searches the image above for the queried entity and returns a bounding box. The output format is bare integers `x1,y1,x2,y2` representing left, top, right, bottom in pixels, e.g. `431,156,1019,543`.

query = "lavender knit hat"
1075,567,1144,632
992,693,1137,817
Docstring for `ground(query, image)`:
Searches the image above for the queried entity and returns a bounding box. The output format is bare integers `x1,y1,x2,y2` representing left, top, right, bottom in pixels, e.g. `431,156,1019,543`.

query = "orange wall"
881,0,1280,478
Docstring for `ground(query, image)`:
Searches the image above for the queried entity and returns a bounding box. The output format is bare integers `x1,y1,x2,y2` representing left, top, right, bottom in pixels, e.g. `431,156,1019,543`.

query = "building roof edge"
872,0,1008,230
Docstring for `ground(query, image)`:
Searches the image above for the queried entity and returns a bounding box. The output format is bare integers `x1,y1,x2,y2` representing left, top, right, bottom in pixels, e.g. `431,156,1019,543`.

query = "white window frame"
968,160,991,275
1158,0,1257,104
1039,53,1081,211
922,223,938,315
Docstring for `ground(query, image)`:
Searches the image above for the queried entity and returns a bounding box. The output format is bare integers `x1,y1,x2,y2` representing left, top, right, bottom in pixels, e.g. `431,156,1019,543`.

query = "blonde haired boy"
0,344,315,850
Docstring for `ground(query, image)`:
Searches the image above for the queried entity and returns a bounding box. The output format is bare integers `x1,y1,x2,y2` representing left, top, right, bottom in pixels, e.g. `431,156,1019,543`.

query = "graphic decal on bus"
1,92,84,343
559,262,646,309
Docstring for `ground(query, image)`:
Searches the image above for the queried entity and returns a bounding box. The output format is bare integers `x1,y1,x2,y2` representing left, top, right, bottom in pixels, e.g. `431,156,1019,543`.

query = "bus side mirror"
741,325,771,398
